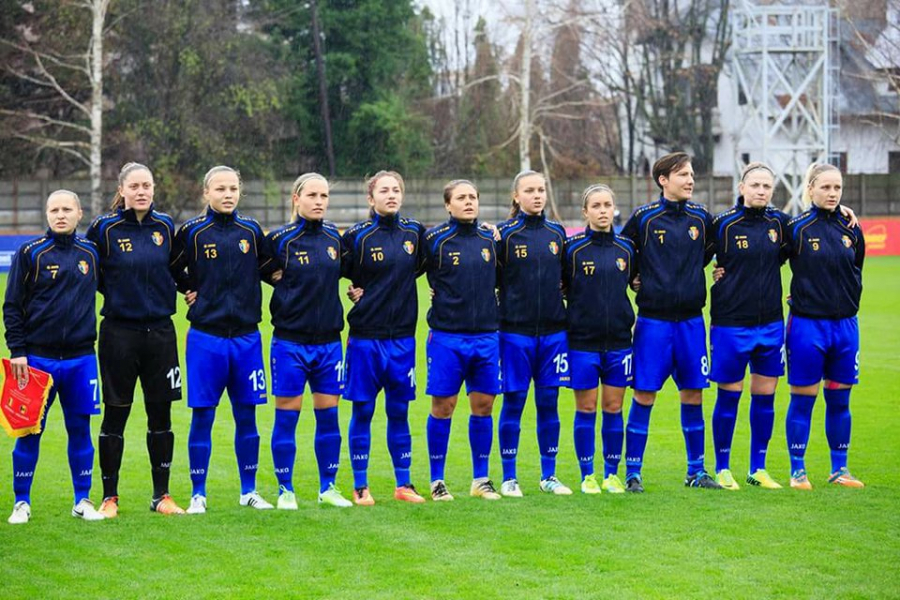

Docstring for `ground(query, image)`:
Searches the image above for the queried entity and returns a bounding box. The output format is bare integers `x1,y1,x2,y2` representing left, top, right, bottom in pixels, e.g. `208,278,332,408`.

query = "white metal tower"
730,0,840,214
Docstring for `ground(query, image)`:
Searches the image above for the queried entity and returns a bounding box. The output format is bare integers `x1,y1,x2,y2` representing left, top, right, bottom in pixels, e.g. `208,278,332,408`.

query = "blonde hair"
111,162,153,210
801,163,841,208
740,162,774,182
581,183,616,210
292,172,328,196
509,170,544,218
203,165,242,190
47,189,81,208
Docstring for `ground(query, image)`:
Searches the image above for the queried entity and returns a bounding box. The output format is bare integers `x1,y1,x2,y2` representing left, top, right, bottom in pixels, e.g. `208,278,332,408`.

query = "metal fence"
2,174,898,232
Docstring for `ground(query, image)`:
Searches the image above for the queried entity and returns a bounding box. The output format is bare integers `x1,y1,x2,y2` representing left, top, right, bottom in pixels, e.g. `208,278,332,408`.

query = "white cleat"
8,501,31,525
239,491,274,510
186,494,207,515
500,478,524,498
71,498,105,521
276,487,298,510
539,476,573,495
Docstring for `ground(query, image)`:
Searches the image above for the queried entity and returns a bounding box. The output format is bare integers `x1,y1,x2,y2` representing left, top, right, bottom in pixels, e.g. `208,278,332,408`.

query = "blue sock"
498,391,526,481
573,410,596,479
349,400,375,489
232,403,260,495
601,410,624,478
535,387,560,480
681,403,706,476
786,393,816,474
625,399,653,479
63,411,94,504
314,407,341,493
427,415,451,482
12,406,51,504
385,398,412,487
712,388,742,472
469,415,493,480
824,388,852,472
749,393,775,473
271,408,300,492
188,407,216,496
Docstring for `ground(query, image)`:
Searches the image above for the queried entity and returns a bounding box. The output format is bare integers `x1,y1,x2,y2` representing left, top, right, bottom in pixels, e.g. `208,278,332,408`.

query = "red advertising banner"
860,218,900,256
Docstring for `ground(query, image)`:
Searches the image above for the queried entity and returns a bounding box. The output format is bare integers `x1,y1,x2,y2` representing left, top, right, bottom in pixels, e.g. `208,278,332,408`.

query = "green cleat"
746,469,782,489
318,483,352,508
602,474,626,494
277,486,298,510
581,474,602,495
715,469,740,491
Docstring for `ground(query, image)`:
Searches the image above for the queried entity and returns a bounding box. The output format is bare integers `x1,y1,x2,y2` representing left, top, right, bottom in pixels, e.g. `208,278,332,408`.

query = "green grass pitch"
0,259,898,599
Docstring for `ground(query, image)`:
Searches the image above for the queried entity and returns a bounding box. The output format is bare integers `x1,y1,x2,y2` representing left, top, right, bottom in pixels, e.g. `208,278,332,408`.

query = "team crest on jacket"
616,257,626,272
481,248,491,262
403,240,415,255
152,231,164,246
767,229,778,243
841,235,852,248
549,241,559,255
239,239,250,254
77,260,89,275
688,226,699,241
327,246,337,260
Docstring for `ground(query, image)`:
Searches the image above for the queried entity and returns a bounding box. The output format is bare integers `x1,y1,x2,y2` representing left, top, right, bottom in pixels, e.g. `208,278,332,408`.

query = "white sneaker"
276,486,298,510
71,498,105,521
500,478,524,497
239,491,274,510
186,494,207,515
539,475,573,495
318,483,353,508
8,501,30,525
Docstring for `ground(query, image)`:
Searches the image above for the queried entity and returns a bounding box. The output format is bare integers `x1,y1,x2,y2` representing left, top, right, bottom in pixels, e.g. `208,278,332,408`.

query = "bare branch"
0,39,90,75
0,109,92,135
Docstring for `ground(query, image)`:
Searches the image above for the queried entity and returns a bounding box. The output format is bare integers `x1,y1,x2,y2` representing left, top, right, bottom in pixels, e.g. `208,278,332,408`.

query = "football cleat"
277,486,298,510
470,478,501,500
685,471,723,489
539,476,573,495
828,467,865,488
500,479,524,498
581,474,602,495
72,499,105,521
430,480,454,502
151,494,185,515
318,483,352,508
790,469,813,491
98,496,119,519
715,469,740,491
353,486,375,506
625,474,645,493
7,501,30,525
746,469,782,489
186,494,207,514
602,474,626,494
239,491,274,510
393,484,426,504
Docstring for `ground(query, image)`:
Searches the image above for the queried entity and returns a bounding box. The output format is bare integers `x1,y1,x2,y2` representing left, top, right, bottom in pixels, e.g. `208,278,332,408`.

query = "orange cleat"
353,486,375,506
151,494,186,515
393,484,426,504
98,496,119,519
828,467,865,488
790,469,813,491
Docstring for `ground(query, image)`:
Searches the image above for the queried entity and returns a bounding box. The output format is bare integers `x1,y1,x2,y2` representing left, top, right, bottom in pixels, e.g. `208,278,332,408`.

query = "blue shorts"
344,336,416,403
633,316,710,392
500,331,569,393
568,348,633,390
28,353,100,416
186,328,268,408
787,315,859,386
426,330,502,397
710,321,785,383
270,337,344,397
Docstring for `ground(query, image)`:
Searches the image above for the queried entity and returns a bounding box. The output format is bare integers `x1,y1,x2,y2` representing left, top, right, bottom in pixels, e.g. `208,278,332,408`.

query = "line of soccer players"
3,153,865,524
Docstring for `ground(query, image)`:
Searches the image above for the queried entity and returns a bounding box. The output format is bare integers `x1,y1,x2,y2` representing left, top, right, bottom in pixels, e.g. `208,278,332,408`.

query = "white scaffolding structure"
730,1,840,214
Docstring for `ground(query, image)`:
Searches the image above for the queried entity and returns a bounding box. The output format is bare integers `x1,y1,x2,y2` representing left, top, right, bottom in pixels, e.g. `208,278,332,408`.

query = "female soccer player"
564,185,636,495
268,173,351,509
341,171,427,505
621,152,721,491
495,170,571,497
424,180,502,501
87,163,185,517
4,190,105,524
784,163,865,489
171,165,279,514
